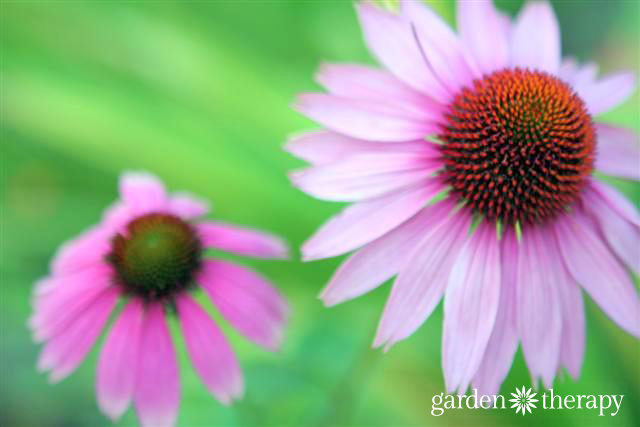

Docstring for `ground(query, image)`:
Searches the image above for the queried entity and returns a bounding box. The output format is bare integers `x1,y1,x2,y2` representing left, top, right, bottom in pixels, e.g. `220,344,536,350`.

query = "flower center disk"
440,68,595,225
108,213,202,300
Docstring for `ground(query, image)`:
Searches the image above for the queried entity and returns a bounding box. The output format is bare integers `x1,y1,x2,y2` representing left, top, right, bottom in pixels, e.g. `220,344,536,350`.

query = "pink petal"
355,1,450,103
579,71,636,116
290,152,439,202
199,260,288,351
555,211,640,337
320,200,455,307
197,221,288,259
50,227,111,276
177,294,243,404
101,201,134,234
554,260,585,380
285,131,438,165
590,180,640,227
472,228,519,396
457,0,509,74
510,1,561,73
400,0,480,94
559,59,598,89
294,93,439,142
583,183,640,272
516,226,562,388
573,64,599,88
316,63,443,121
33,276,57,296
536,224,586,380
595,124,640,181
495,10,513,40
559,286,585,380
558,58,579,80
557,59,634,116
302,179,443,261
37,286,118,383
30,264,113,342
96,298,144,421
134,304,179,427
119,171,168,216
443,223,501,394
373,206,471,349
168,192,210,219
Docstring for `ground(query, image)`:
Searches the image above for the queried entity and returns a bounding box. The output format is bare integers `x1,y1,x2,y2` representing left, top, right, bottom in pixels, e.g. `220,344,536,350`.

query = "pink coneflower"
288,0,639,395
30,172,289,427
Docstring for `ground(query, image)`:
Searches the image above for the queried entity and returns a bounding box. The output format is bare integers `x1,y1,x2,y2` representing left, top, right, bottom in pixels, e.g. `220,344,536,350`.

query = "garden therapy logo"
431,388,624,417
509,386,538,415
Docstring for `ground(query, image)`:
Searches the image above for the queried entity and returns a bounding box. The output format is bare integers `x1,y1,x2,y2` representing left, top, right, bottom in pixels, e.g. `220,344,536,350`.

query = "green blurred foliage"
1,1,638,426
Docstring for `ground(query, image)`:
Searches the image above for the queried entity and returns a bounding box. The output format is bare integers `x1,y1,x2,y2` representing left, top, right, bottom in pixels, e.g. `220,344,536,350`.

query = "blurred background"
1,0,639,426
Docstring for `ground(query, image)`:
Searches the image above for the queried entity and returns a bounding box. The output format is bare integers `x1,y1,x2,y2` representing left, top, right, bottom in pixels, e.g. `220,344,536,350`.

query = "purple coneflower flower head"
288,0,639,395
30,172,290,427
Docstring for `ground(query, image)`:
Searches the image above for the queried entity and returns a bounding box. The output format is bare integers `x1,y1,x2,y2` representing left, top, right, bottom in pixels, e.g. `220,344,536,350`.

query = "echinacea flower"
30,172,289,427
288,0,639,395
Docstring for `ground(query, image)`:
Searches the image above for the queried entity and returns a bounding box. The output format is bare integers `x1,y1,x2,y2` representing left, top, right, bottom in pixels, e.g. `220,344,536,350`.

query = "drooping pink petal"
516,226,562,388
37,286,118,383
119,171,168,216
595,124,640,181
302,179,443,261
531,223,587,380
199,260,288,351
134,304,179,427
558,281,585,380
457,0,509,74
320,200,454,307
583,183,640,272
177,294,244,405
400,0,480,94
555,212,640,337
50,227,111,276
578,71,636,116
96,298,144,421
590,180,640,227
443,223,501,394
373,205,471,349
285,131,438,165
168,192,211,219
294,94,439,142
316,63,443,121
472,228,519,397
354,1,451,103
30,264,114,342
510,1,561,73
290,152,439,202
548,237,585,380
197,221,289,259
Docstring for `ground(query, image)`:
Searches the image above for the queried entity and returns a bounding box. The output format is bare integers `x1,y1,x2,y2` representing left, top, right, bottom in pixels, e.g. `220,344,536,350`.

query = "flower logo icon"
510,386,539,415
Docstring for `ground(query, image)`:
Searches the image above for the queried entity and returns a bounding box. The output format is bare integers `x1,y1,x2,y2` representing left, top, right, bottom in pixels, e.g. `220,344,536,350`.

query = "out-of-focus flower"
30,171,289,427
288,0,639,395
